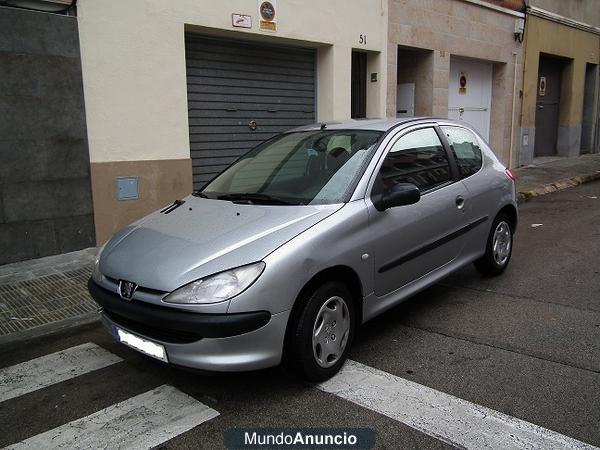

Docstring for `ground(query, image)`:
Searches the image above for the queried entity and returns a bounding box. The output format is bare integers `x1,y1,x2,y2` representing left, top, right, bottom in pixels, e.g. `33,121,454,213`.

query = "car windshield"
200,130,383,205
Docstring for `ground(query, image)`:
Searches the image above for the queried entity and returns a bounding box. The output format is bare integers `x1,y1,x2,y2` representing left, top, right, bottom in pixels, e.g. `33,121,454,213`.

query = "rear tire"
284,281,355,382
474,213,513,276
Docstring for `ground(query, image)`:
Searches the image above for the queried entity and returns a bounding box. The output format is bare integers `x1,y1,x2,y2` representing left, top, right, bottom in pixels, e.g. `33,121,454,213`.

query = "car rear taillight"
505,168,516,181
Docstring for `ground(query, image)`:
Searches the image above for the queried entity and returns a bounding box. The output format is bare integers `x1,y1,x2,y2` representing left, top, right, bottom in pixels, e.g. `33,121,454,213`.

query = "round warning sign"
260,1,275,21
459,72,467,95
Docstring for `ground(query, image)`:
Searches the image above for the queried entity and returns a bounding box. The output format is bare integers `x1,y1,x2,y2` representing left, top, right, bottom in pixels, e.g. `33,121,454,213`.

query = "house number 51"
359,34,367,44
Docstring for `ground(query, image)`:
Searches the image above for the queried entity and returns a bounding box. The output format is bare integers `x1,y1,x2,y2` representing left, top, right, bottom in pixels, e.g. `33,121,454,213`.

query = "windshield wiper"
192,191,209,198
217,193,298,205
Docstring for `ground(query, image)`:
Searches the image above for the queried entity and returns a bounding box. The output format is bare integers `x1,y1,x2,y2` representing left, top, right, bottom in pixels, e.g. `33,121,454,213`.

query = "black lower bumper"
88,278,271,342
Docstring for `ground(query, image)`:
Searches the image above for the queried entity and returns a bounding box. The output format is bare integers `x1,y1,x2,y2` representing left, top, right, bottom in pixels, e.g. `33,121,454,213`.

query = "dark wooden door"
534,56,562,157
351,51,367,119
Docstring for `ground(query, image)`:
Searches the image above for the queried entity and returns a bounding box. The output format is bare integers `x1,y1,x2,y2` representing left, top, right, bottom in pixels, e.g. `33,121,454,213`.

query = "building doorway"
351,51,367,118
396,47,433,118
534,55,564,157
448,56,492,141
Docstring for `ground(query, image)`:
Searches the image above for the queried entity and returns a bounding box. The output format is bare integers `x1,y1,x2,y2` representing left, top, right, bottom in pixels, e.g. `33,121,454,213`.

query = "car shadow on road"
354,274,474,345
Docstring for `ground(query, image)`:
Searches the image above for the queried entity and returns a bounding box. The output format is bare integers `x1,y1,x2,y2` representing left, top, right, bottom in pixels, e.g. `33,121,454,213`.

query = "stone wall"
0,7,95,264
388,0,524,165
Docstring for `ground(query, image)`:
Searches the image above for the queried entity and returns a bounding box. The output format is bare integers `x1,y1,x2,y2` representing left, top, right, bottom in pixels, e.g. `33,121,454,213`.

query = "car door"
441,125,496,258
366,126,472,297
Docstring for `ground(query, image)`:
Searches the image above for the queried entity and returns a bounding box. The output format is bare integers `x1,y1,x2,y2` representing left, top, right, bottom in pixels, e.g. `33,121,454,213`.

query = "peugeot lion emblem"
118,280,138,300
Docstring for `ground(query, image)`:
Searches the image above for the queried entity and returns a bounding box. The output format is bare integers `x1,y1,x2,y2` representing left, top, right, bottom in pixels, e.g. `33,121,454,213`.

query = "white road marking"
0,343,122,403
7,384,219,450
318,360,598,450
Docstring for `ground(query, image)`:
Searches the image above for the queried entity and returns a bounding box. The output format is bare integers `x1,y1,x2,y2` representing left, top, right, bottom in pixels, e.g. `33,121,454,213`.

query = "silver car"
88,118,517,381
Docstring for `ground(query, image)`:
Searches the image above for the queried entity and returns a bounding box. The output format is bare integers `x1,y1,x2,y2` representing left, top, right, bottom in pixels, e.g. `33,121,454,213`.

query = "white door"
448,57,492,141
396,83,415,117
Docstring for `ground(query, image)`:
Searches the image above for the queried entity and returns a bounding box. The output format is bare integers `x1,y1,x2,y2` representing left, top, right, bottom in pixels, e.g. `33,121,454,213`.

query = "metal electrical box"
396,83,415,117
116,176,139,201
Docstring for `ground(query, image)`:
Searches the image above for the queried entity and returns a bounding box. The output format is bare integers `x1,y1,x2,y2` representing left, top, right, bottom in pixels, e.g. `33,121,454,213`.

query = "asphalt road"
1,182,599,449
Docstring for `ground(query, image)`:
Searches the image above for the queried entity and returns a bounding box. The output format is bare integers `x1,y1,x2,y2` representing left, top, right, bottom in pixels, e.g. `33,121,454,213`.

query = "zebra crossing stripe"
318,360,598,450
0,343,122,403
6,384,219,449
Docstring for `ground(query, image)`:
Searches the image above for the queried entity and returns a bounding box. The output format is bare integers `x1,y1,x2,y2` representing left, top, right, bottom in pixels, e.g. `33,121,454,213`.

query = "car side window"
442,126,483,179
379,127,451,193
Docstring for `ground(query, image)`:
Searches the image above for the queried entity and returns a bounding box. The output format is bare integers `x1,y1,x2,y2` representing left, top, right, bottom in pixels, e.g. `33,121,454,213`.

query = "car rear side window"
380,127,451,192
442,126,483,179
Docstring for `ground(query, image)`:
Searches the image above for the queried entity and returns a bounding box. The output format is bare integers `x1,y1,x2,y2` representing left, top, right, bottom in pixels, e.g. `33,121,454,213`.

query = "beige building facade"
75,0,599,247
387,0,525,167
77,0,389,243
519,0,600,164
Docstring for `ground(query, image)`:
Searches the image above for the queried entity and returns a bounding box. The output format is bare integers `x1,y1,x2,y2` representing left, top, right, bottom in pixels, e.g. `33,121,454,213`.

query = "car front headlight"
92,243,107,283
163,262,266,305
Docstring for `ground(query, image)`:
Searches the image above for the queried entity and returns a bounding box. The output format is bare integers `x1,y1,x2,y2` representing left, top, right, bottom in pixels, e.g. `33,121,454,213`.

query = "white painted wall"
77,0,388,163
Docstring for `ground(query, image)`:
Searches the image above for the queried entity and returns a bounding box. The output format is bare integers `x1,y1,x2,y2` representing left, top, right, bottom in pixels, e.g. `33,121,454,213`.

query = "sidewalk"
515,153,600,202
0,248,99,344
1,153,599,344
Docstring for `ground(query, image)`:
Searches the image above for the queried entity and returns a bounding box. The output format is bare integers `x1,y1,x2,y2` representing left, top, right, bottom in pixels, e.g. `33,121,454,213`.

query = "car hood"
100,195,341,292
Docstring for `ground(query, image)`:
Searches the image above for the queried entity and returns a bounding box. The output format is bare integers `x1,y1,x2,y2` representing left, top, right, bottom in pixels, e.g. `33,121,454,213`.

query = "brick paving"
0,248,98,337
0,247,97,285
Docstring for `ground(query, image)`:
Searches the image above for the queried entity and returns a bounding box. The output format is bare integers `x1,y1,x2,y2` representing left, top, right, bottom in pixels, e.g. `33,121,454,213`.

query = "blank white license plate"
116,327,168,362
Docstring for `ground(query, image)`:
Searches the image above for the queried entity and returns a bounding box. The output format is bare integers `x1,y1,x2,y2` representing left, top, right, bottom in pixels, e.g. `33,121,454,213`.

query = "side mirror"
375,183,420,211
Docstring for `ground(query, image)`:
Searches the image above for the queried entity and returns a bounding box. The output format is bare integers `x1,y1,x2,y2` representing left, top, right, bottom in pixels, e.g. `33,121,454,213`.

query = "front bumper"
88,279,290,371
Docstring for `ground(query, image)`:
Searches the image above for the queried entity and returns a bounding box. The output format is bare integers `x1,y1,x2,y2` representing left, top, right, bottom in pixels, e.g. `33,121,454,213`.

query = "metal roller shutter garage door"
185,34,316,189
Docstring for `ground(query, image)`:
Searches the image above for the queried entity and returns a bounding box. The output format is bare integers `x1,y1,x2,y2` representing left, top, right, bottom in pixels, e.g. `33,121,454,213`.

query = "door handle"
455,196,465,210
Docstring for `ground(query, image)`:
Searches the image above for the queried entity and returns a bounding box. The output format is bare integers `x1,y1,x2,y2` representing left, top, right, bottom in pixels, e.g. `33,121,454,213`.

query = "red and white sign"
258,0,277,32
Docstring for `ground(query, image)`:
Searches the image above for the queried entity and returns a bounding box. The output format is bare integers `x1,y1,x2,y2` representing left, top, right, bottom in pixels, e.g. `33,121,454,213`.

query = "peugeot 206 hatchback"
88,118,517,381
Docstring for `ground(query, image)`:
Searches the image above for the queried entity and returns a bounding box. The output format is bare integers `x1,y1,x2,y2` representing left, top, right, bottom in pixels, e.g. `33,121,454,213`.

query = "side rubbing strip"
378,216,489,274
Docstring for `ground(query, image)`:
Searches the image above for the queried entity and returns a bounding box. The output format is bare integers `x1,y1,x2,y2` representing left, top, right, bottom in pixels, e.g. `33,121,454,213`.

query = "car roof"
288,118,491,147
290,117,445,132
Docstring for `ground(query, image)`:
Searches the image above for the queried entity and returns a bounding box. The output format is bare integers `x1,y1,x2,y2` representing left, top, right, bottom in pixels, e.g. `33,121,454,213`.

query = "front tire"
474,213,513,276
285,281,355,381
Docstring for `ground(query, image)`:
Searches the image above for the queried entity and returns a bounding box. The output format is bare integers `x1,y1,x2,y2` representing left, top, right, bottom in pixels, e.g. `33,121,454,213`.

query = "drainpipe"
596,48,600,153
509,51,519,168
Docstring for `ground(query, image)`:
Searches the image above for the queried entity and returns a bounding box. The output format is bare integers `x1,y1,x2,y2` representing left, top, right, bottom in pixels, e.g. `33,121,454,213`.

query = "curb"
517,171,600,203
0,312,100,347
